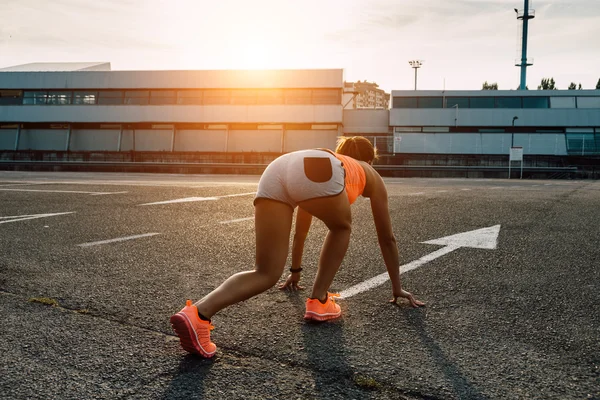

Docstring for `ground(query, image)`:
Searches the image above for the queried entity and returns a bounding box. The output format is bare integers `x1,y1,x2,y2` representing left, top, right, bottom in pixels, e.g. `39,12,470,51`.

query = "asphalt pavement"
1,171,599,400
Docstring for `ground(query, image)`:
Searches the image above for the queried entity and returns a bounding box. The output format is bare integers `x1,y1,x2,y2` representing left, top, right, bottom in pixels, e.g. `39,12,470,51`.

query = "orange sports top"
334,153,366,204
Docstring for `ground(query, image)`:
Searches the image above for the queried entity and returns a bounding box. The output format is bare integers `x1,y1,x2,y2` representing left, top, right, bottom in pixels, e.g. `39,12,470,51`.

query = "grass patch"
354,375,381,390
28,297,59,307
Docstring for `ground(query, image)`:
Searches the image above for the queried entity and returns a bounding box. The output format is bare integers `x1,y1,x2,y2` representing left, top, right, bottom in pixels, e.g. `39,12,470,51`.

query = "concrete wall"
17,129,68,150
227,130,282,152
343,109,389,134
284,130,338,152
69,129,120,151
0,129,17,150
394,133,567,155
174,130,227,152
0,105,343,124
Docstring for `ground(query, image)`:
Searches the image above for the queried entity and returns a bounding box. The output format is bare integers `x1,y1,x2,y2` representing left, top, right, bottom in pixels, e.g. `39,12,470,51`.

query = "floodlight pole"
408,60,423,90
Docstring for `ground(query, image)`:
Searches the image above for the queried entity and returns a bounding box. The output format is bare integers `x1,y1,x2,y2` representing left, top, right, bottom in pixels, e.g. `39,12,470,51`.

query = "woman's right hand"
279,272,305,291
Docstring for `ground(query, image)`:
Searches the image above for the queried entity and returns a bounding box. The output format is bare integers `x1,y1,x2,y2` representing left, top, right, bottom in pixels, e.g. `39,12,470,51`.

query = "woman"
170,136,424,358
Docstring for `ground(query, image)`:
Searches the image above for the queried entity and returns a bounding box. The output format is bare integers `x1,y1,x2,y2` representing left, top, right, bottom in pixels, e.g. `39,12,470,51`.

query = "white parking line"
0,188,128,195
140,192,255,206
0,212,75,224
219,217,253,224
77,233,160,247
461,188,472,191
407,192,425,196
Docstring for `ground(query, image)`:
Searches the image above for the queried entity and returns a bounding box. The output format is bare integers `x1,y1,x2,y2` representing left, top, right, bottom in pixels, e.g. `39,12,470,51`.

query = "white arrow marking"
140,192,255,206
0,212,75,225
338,225,501,299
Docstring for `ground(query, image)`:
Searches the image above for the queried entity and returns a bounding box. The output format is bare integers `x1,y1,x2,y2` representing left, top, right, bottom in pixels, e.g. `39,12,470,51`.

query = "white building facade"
390,90,600,156
0,65,343,153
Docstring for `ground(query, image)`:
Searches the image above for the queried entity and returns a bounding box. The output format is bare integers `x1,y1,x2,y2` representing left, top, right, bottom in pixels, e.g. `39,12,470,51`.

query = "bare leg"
297,191,352,302
195,199,293,318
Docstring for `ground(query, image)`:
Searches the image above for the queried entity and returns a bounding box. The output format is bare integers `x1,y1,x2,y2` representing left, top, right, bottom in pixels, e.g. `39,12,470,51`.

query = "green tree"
537,78,557,90
578,83,583,90
482,81,498,90
568,82,577,90
596,78,600,89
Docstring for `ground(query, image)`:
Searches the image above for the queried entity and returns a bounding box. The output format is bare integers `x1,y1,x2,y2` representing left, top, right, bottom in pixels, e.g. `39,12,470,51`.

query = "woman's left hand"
279,273,305,291
390,289,425,307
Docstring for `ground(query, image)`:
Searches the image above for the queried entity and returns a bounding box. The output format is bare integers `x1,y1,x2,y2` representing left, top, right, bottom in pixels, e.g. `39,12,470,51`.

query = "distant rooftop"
0,62,111,72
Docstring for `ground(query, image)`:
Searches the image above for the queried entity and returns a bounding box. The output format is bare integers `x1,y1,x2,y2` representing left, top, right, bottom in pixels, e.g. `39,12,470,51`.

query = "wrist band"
290,267,303,273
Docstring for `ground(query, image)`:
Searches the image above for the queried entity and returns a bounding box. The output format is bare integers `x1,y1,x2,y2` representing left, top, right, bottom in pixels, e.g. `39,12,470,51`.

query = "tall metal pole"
414,68,418,90
516,0,534,90
409,60,423,90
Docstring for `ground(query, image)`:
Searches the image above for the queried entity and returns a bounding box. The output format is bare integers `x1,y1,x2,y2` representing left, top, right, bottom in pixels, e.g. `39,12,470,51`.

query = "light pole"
408,60,423,90
511,116,519,147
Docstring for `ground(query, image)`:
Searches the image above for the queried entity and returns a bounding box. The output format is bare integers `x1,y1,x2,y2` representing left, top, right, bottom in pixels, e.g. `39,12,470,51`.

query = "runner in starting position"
170,136,424,357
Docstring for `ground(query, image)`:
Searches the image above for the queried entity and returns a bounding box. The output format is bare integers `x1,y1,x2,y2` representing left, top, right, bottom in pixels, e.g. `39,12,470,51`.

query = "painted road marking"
0,212,74,225
77,233,161,248
219,217,253,224
0,188,127,195
140,192,255,206
338,225,501,299
461,188,472,191
407,192,425,196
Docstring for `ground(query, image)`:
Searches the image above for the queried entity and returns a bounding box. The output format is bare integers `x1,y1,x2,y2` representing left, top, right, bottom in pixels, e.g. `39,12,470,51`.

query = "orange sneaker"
170,300,217,358
304,292,342,321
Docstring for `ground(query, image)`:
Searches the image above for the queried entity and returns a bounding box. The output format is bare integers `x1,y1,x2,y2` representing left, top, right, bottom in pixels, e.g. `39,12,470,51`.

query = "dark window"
446,97,469,108
285,89,312,105
256,89,283,105
392,97,417,108
150,90,176,105
23,91,48,105
523,97,549,108
418,97,443,108
231,90,257,105
0,90,22,105
73,91,97,105
312,89,341,105
124,90,149,105
177,90,203,105
204,90,231,105
469,97,495,108
495,97,521,108
97,91,123,105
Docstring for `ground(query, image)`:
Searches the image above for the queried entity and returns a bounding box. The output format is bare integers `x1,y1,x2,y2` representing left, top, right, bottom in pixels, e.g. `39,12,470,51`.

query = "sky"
0,0,599,92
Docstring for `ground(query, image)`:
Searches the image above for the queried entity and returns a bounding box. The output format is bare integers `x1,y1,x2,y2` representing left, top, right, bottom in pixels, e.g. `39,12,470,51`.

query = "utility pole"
408,60,423,90
515,1,535,90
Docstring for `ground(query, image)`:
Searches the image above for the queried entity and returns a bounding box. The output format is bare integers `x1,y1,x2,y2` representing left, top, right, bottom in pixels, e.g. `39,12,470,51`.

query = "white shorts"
254,149,345,209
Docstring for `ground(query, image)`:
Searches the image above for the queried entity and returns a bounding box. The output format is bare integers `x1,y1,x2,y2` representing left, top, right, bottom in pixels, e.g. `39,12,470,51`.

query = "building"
343,81,390,110
0,63,343,153
389,90,600,156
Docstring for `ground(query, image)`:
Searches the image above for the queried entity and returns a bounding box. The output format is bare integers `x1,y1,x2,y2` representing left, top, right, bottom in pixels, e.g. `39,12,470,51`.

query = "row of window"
0,89,342,106
392,96,599,109
0,123,339,130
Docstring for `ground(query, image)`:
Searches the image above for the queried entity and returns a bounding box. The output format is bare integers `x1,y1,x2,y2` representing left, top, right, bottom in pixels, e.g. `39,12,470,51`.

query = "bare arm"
291,207,312,269
280,207,312,290
367,170,424,306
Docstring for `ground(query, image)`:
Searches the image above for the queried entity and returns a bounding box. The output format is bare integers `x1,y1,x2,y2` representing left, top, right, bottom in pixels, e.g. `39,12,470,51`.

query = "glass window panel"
151,90,175,97
469,97,495,108
256,89,283,105
46,91,72,105
98,90,124,98
177,90,203,105
23,91,48,105
495,97,521,108
0,90,22,105
73,91,97,105
150,90,176,104
392,97,417,108
203,90,231,105
231,90,257,105
445,97,469,108
418,97,443,108
522,97,548,108
312,89,341,105
97,91,123,105
285,89,312,105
